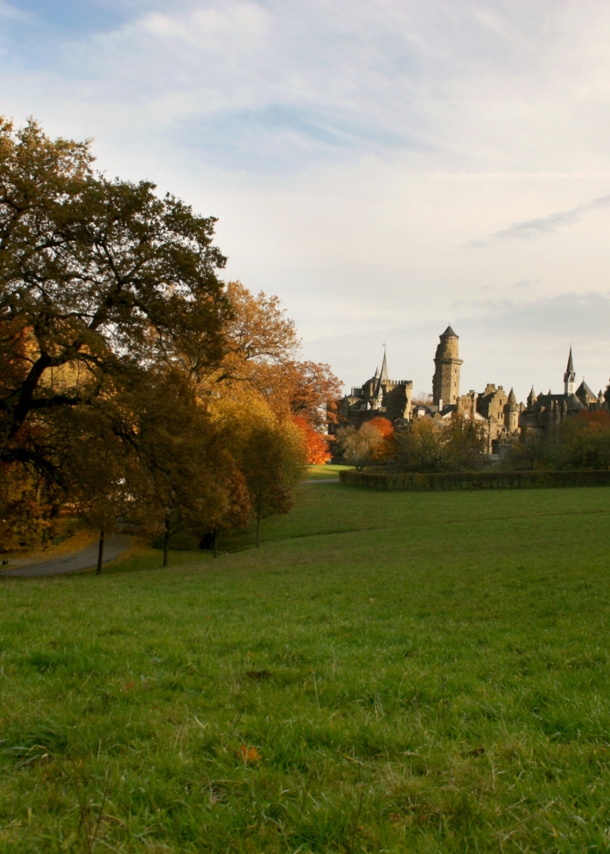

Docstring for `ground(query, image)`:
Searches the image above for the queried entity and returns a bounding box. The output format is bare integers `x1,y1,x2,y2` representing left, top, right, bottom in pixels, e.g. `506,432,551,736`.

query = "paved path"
303,478,340,484
0,534,132,578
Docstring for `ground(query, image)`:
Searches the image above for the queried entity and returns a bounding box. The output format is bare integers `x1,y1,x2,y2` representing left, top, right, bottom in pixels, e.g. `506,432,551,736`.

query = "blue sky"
2,0,610,399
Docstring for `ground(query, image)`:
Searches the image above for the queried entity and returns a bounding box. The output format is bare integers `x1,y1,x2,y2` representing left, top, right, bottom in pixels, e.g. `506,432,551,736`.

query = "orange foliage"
368,417,394,439
367,417,396,460
215,282,342,428
293,416,332,464
575,410,610,429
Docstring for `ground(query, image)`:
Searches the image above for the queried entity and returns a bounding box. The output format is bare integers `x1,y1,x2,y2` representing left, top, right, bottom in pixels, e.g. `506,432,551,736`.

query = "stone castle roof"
576,379,597,404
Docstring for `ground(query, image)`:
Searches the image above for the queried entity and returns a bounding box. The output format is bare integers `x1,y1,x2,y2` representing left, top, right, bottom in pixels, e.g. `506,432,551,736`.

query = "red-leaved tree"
292,416,332,464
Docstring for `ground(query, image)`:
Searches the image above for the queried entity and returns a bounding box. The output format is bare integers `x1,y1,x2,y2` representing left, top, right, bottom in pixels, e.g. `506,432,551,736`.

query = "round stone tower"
504,388,519,433
432,326,463,406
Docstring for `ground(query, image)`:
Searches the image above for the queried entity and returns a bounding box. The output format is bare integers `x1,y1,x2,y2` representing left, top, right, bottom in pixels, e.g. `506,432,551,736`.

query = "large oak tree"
0,118,230,483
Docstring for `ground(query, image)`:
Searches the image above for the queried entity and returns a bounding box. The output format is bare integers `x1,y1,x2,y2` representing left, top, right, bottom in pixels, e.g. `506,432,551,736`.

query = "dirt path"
0,534,132,578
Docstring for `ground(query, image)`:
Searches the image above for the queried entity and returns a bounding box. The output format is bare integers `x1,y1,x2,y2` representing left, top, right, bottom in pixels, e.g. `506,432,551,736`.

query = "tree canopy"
0,119,337,559
0,118,230,481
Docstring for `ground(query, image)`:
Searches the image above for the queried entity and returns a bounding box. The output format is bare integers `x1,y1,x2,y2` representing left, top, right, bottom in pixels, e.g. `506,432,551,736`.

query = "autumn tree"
0,118,230,496
443,414,486,471
211,281,342,429
0,462,54,552
506,428,550,471
395,418,444,473
127,369,240,567
241,420,306,547
210,391,306,546
395,413,486,472
367,417,395,461
336,422,385,471
555,411,610,470
61,402,136,573
292,415,331,464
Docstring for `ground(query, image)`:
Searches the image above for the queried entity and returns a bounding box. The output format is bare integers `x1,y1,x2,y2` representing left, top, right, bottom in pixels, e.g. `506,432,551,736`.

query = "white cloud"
2,0,610,395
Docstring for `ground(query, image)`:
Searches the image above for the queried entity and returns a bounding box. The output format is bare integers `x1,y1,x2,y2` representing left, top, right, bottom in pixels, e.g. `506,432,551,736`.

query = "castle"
338,327,608,455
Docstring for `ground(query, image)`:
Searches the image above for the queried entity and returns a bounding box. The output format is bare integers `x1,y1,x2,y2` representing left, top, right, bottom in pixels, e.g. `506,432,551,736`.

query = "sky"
1,0,610,401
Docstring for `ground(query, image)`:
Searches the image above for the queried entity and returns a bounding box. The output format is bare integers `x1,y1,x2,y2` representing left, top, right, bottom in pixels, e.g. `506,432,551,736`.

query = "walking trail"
0,534,132,579
1,479,339,578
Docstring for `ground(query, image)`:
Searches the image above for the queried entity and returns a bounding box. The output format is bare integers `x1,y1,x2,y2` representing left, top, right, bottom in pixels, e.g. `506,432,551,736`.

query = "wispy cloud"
3,0,610,396
0,0,26,20
456,291,610,337
470,193,610,247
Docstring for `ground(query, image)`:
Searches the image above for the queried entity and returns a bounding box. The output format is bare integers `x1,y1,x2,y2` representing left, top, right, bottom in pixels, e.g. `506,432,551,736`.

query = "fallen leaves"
238,745,262,763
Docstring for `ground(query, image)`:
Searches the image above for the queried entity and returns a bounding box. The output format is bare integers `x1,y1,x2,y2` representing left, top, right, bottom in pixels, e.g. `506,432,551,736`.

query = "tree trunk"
213,529,218,558
96,530,105,575
256,493,262,548
163,528,170,567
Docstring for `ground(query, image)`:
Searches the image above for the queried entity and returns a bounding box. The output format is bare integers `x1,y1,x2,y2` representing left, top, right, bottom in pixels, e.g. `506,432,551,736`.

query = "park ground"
1,483,610,852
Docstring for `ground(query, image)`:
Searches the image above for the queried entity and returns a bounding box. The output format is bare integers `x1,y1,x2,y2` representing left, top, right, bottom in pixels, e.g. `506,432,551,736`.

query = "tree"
62,402,135,573
0,461,54,553
555,411,610,470
210,281,342,428
0,118,230,492
336,422,385,471
506,428,550,471
128,369,239,567
241,419,306,547
395,413,486,472
211,389,307,546
395,418,445,472
292,415,332,464
367,417,395,461
443,414,486,471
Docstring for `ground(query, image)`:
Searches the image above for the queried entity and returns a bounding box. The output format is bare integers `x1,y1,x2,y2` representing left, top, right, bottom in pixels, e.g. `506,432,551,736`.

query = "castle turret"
505,388,519,433
564,347,576,395
527,386,537,408
432,325,463,406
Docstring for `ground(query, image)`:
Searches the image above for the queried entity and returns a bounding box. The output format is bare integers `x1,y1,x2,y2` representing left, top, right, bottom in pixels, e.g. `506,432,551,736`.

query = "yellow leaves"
238,745,262,763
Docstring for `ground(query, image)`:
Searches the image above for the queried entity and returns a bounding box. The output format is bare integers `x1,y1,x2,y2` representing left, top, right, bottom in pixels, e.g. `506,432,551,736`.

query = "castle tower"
564,347,576,395
505,388,519,433
432,325,463,406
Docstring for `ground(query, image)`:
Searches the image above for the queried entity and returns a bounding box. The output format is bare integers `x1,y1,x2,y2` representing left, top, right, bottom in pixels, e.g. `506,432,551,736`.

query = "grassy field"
306,465,353,480
1,484,610,852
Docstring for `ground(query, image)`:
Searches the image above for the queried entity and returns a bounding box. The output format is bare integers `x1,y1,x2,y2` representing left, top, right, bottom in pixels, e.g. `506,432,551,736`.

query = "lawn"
306,464,353,480
1,484,610,852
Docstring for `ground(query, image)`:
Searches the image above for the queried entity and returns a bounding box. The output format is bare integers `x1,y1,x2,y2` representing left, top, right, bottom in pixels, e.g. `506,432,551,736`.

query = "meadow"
1,482,610,852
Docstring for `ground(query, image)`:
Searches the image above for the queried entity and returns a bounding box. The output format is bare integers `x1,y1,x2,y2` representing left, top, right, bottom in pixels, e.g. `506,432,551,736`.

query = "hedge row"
339,469,610,491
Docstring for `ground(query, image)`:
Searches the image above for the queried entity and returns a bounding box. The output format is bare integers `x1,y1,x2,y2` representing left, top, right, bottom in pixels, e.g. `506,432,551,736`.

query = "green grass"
2,485,610,852
306,464,353,480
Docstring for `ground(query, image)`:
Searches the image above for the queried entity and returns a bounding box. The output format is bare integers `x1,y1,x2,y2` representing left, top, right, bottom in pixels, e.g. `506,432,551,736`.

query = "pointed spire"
441,325,458,338
374,366,379,378
564,346,576,393
379,347,389,381
527,386,536,406
507,388,517,406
